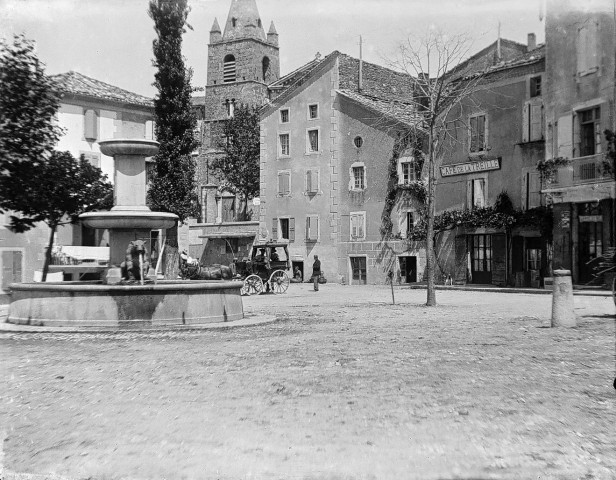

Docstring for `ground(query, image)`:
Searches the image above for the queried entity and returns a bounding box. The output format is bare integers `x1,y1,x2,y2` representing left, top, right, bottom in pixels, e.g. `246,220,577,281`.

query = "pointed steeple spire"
222,0,266,42
267,21,278,46
210,17,222,43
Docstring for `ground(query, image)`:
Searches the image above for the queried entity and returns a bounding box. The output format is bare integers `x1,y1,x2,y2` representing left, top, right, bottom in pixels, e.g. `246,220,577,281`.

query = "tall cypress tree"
147,0,199,277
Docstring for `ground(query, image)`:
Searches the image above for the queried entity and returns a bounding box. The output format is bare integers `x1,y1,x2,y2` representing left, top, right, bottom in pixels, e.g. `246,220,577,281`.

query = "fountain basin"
80,210,178,230
99,138,160,157
7,281,244,328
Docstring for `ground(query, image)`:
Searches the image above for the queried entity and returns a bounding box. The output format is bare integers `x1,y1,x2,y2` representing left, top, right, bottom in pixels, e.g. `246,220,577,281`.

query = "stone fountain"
7,139,244,328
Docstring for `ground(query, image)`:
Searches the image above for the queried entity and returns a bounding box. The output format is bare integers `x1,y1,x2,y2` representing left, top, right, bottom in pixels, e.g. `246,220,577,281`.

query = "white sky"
0,0,546,97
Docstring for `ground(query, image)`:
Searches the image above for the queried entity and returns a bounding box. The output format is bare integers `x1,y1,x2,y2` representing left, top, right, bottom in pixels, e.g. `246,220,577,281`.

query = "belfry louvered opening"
223,54,236,83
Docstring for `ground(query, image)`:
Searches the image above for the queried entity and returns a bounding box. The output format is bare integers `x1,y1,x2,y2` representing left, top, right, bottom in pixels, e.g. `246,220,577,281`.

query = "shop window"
526,248,541,271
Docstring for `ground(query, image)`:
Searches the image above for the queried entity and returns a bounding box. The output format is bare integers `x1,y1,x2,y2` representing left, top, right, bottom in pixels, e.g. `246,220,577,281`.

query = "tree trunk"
425,143,437,306
163,223,180,280
41,223,57,282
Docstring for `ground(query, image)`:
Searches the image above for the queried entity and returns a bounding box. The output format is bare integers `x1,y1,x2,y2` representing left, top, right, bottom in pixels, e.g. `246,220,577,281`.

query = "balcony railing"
547,154,612,189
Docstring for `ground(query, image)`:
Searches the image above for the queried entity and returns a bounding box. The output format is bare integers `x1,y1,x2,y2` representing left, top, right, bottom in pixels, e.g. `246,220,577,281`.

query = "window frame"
307,103,319,120
277,170,291,197
349,211,366,241
467,175,488,210
278,132,290,158
305,214,320,242
577,106,601,157
468,113,488,155
279,108,290,124
306,127,320,154
349,162,366,191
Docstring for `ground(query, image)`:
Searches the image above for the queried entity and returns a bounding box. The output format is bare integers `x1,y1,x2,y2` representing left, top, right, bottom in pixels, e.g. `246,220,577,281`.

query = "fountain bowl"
7,280,244,328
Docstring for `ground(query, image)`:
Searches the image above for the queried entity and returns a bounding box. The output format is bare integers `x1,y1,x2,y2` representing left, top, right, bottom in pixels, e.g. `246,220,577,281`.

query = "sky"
0,0,546,98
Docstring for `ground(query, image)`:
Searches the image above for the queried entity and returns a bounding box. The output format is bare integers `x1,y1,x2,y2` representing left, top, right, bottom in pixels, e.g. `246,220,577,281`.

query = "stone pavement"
0,284,614,479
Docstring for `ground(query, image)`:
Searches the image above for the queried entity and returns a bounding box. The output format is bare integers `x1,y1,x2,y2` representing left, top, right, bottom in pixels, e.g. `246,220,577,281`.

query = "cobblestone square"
1,285,614,479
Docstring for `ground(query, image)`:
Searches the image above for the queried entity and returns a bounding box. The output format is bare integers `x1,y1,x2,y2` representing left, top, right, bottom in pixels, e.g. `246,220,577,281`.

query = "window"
522,170,542,210
225,99,235,118
354,136,363,148
401,161,416,184
308,104,318,119
262,56,271,82
277,171,291,196
223,54,236,83
577,22,599,76
84,109,98,141
522,101,544,142
350,212,366,240
526,248,541,271
307,129,319,153
231,17,237,27
306,169,319,194
530,76,542,97
352,166,365,190
468,178,486,209
406,212,415,237
273,217,295,242
280,108,289,124
279,133,290,157
469,114,487,153
306,215,319,242
579,106,601,157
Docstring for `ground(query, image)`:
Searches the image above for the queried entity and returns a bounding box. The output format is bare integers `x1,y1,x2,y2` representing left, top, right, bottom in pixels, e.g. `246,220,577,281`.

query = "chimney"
527,33,537,51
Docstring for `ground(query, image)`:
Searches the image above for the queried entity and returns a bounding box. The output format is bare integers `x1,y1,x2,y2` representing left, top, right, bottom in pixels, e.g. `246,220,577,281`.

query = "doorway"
291,261,304,282
349,256,367,285
398,256,417,283
470,234,492,284
579,220,603,283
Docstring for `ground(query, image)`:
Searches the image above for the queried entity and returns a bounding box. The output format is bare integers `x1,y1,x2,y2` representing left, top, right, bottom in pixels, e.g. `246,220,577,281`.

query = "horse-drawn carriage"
234,241,291,295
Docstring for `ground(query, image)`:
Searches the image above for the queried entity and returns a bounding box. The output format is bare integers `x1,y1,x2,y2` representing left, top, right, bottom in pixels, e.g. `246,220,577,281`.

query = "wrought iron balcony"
547,154,613,188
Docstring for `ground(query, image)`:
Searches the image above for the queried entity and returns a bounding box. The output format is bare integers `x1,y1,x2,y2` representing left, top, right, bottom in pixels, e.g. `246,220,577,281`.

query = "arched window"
223,54,236,83
262,56,271,82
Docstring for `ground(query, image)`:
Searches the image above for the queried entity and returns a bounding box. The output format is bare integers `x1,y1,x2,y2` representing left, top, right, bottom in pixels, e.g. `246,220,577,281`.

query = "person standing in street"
312,255,321,291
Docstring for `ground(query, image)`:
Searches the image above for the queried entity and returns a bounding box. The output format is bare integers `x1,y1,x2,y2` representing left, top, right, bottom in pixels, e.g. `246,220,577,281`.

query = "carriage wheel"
269,270,290,294
242,275,264,296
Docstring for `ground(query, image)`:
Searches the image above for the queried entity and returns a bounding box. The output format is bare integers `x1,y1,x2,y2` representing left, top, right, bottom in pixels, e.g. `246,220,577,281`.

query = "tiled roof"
50,71,153,108
337,53,414,103
268,56,322,90
446,38,528,80
337,89,421,128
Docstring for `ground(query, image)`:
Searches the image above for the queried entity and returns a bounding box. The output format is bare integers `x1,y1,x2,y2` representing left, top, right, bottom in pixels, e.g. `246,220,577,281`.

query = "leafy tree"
0,151,113,281
211,103,260,220
147,0,199,278
0,35,62,177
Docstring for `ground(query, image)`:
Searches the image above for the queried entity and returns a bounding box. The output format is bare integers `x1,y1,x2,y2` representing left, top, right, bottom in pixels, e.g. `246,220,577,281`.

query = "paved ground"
0,285,614,480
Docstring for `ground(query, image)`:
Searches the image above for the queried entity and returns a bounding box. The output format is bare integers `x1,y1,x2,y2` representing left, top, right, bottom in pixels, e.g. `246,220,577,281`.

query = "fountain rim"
98,138,160,157
8,280,245,293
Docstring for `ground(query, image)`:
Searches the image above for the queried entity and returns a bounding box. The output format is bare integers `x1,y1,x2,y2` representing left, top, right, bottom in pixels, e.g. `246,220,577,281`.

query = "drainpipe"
359,35,363,92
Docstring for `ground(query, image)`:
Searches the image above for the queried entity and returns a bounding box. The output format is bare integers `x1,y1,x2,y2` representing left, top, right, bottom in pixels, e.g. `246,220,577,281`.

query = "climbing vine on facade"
536,156,570,185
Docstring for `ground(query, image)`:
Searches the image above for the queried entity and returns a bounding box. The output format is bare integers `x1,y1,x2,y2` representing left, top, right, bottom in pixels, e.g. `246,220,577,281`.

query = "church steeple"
210,17,222,43
222,0,266,42
267,21,278,47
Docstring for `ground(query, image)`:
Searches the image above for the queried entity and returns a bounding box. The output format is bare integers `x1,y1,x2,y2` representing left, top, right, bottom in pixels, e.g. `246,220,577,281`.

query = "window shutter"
521,172,529,210
530,103,543,141
306,216,311,240
350,214,357,238
84,109,98,141
277,173,282,195
466,180,473,209
289,218,295,242
477,115,485,150
522,102,530,143
272,218,278,239
306,170,312,193
311,170,319,193
587,22,598,71
283,172,289,195
469,117,477,152
358,214,364,238
595,119,602,154
557,114,573,158
314,216,319,240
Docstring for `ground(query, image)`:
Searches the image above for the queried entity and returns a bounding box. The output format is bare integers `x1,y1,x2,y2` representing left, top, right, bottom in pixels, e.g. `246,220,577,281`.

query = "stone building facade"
542,0,615,285
260,51,425,284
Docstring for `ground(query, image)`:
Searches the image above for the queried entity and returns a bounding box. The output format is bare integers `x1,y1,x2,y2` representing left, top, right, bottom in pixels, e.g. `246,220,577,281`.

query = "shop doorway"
470,234,492,284
579,220,603,283
291,260,304,282
398,256,417,283
349,256,367,285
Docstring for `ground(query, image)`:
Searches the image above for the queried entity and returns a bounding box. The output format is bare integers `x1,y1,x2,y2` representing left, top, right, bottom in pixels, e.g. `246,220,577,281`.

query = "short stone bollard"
551,269,576,328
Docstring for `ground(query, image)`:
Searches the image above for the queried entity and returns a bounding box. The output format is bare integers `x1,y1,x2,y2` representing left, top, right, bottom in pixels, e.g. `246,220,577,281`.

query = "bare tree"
385,30,487,306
